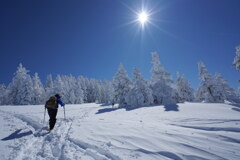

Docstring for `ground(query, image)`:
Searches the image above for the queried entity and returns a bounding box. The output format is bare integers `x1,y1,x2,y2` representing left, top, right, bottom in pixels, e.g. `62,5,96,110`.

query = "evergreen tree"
196,62,212,102
196,62,225,103
45,74,54,99
58,75,84,104
52,75,65,101
8,63,34,105
61,75,76,104
150,52,175,105
112,63,131,106
75,77,84,104
151,52,172,84
32,73,45,104
45,74,54,89
174,73,194,103
0,84,7,105
126,68,153,107
233,45,240,72
93,80,102,103
102,80,114,104
85,79,96,103
95,80,107,103
214,72,240,103
77,76,87,103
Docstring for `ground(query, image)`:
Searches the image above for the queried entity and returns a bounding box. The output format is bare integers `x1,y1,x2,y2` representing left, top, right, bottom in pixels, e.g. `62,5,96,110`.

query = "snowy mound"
0,103,240,160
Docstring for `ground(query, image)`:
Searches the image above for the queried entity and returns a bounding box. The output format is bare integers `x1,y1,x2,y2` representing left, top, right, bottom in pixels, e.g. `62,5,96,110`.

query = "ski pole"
43,107,46,124
63,106,66,120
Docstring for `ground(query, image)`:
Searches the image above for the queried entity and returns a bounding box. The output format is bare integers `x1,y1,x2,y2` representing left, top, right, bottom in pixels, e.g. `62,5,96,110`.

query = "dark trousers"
47,108,58,130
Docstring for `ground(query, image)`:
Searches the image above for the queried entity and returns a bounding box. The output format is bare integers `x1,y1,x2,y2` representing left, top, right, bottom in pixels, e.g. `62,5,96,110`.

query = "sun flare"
138,12,148,26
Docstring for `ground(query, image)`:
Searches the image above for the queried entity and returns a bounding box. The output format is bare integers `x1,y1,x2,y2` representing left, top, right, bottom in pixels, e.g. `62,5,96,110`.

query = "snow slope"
0,103,240,160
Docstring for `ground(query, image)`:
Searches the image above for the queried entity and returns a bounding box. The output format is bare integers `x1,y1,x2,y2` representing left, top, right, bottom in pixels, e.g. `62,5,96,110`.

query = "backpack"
45,96,58,109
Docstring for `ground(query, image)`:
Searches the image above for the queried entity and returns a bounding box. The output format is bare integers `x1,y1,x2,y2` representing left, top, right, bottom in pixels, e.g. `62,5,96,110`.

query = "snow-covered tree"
150,52,175,105
174,73,194,103
198,61,212,82
233,45,240,72
85,79,96,103
97,82,106,103
101,80,114,104
45,74,54,89
32,73,45,104
93,80,102,103
196,62,225,103
0,84,7,105
45,74,54,99
75,77,84,104
112,63,131,106
61,75,76,104
77,76,88,103
57,75,83,104
52,75,65,101
214,72,240,103
126,68,153,107
151,52,172,84
7,63,34,105
196,62,212,102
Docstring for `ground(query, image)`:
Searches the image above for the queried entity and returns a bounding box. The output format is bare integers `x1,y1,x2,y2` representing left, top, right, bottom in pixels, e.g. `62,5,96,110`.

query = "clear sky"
0,0,239,89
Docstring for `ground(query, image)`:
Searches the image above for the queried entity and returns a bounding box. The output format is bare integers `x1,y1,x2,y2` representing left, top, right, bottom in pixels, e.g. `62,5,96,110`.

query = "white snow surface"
0,103,240,160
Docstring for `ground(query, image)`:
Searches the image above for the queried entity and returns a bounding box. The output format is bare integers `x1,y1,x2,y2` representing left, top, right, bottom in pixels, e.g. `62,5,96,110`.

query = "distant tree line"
0,46,239,106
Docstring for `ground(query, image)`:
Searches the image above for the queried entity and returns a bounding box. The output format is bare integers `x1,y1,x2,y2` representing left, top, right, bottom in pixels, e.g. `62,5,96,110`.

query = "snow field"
0,103,240,160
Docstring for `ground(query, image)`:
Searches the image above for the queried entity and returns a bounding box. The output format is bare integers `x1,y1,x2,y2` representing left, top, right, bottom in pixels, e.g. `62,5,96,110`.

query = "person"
45,93,65,132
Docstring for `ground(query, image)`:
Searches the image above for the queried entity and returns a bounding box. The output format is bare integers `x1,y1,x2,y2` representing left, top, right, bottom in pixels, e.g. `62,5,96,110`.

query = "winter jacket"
57,96,65,107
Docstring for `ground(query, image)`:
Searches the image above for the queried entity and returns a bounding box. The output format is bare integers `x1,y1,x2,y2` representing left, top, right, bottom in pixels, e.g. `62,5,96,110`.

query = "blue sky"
0,0,239,89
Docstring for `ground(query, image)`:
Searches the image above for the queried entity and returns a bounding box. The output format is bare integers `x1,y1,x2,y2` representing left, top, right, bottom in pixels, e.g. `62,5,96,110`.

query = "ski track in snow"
1,103,240,160
0,107,121,160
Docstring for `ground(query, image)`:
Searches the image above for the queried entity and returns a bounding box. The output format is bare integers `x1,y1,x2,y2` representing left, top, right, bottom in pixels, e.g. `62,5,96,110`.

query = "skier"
45,93,65,132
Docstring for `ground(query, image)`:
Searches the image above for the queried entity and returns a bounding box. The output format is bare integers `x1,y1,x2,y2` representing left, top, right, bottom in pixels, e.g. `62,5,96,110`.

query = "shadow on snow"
99,103,112,107
228,103,240,112
96,104,180,114
96,107,122,114
164,104,179,111
1,129,33,141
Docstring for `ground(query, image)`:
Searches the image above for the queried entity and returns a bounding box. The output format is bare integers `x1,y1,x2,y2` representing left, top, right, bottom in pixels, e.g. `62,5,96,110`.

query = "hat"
55,93,61,97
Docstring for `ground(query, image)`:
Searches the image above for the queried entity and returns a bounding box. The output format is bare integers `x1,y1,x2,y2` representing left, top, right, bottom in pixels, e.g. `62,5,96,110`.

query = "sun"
138,11,148,26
